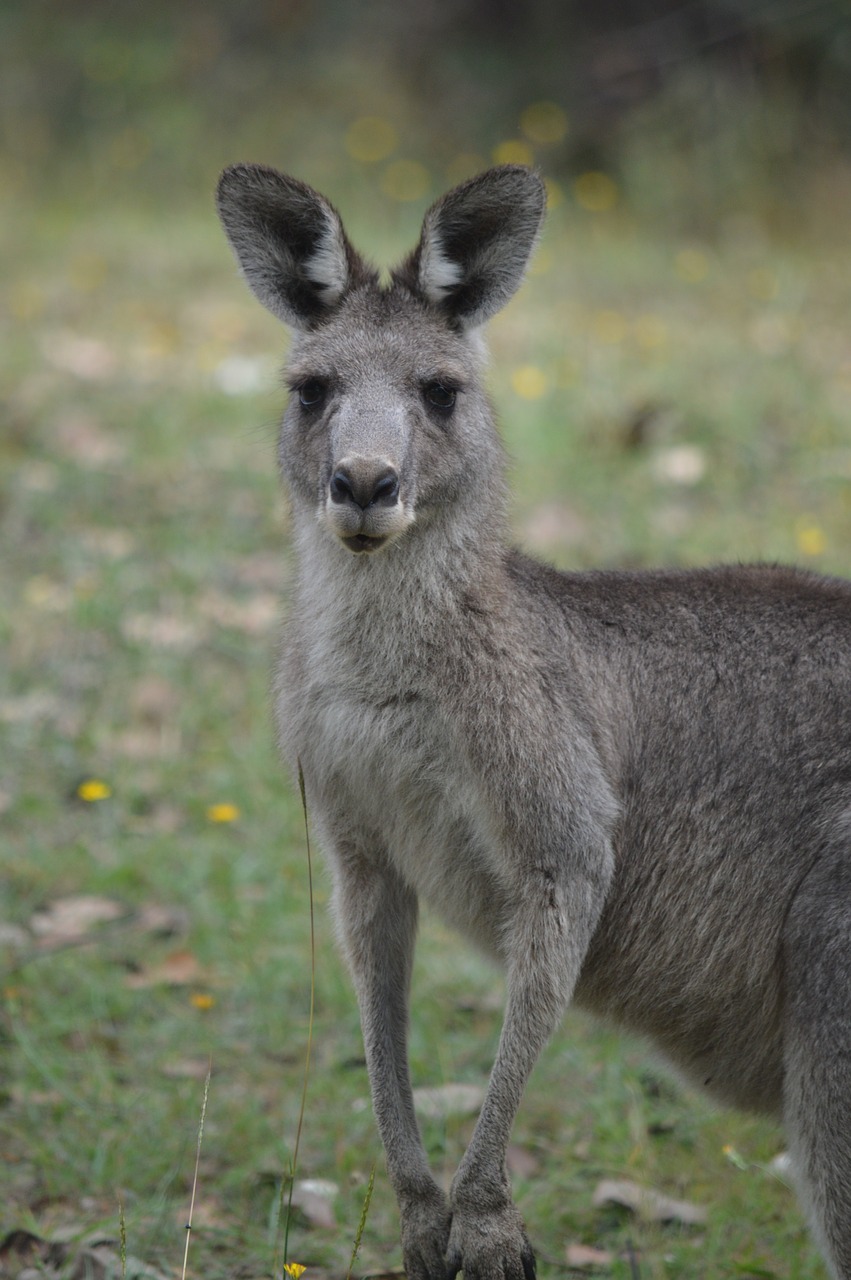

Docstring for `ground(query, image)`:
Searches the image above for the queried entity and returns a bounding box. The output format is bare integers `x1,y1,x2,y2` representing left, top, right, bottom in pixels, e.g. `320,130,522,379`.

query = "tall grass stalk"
346,1164,376,1280
181,1060,212,1280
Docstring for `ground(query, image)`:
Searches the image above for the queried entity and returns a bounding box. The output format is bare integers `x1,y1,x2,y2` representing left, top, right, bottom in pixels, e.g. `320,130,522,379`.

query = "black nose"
329,465,400,509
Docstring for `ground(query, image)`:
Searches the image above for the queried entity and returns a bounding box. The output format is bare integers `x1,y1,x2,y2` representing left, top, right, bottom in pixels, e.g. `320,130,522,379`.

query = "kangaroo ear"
399,166,547,329
216,164,371,329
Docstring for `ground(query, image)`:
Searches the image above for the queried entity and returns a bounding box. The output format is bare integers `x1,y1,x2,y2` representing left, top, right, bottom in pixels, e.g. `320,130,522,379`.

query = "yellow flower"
78,779,112,802
520,101,568,145
511,365,549,400
206,802,240,824
284,1265,306,1279
573,171,618,213
492,139,534,167
345,117,397,163
796,523,826,557
723,1143,748,1170
190,993,215,1011
380,160,430,203
675,247,710,284
591,310,627,345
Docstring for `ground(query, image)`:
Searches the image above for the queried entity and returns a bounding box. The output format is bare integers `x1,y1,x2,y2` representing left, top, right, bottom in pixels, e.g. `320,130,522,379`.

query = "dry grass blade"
119,1193,127,1280
181,1059,212,1280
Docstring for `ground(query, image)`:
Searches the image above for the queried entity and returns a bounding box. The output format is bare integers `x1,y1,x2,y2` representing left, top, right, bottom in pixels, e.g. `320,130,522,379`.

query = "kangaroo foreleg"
331,849,450,1278
445,853,612,1280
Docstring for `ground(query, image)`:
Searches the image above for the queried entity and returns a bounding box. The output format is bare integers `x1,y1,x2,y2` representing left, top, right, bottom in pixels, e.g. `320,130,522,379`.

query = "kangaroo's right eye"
423,381,457,412
297,378,326,409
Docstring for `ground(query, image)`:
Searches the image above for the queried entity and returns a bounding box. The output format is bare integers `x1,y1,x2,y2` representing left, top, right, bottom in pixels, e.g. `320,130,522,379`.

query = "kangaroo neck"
292,500,511,631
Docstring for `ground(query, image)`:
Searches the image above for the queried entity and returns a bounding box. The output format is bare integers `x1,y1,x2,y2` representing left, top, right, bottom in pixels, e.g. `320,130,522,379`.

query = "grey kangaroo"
216,163,851,1279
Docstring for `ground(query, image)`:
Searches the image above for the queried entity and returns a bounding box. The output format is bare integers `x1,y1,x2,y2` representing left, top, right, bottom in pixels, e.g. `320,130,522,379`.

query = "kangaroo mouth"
342,533,388,554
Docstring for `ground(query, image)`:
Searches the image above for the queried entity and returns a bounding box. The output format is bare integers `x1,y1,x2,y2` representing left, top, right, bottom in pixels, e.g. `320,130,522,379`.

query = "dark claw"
522,1244,537,1280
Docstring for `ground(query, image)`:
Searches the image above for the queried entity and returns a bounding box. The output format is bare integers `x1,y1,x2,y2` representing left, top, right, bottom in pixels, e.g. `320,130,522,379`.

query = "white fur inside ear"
419,229,464,305
303,212,349,304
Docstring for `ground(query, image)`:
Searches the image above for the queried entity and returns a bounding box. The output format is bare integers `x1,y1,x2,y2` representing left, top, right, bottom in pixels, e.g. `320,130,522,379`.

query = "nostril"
329,469,355,505
329,465,400,509
370,469,400,506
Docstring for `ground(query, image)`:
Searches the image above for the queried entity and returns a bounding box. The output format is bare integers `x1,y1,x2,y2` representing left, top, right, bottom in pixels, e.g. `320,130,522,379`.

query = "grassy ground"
3,51,851,1280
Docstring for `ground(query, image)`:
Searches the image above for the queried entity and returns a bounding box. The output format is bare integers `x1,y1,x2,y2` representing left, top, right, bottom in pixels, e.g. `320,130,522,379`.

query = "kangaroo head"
216,165,546,556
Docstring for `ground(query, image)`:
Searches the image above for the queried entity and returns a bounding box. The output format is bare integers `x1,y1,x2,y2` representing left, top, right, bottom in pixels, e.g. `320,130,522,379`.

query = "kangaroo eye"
298,378,326,408
424,381,456,411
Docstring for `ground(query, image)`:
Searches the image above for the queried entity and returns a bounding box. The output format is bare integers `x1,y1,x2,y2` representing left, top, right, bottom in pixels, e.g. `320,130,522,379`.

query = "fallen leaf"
109,726,181,759
413,1082,485,1119
0,691,63,725
136,903,189,937
30,896,126,946
130,675,180,722
48,335,117,383
125,949,205,988
162,1057,212,1080
651,444,707,487
291,1178,338,1229
566,1242,615,1269
592,1178,707,1225
197,588,280,635
521,502,586,551
0,923,30,951
121,612,205,652
0,1231,168,1280
506,1144,540,1179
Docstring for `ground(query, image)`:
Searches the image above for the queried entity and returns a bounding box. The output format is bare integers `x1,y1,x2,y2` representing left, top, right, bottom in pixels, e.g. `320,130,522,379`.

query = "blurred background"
2,3,851,1278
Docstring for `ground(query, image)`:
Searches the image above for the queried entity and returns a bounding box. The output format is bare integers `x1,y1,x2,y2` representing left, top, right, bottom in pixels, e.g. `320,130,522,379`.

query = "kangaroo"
216,163,851,1280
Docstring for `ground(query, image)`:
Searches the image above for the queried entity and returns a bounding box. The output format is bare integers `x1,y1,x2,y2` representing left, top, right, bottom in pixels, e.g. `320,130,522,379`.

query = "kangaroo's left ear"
216,164,374,330
396,165,547,329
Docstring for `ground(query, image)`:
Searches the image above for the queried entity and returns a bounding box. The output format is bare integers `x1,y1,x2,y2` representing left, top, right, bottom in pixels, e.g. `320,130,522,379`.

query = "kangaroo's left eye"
423,382,457,411
298,378,326,408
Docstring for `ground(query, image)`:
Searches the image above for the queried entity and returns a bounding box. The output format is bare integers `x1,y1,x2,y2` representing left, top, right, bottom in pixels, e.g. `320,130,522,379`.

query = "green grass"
3,45,851,1280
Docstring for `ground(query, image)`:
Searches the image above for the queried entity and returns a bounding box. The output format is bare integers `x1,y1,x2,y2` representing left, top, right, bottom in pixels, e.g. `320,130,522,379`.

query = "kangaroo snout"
330,459,400,509
323,454,411,552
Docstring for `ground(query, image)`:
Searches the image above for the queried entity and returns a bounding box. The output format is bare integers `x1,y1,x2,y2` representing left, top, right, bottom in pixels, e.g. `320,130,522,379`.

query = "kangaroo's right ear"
398,165,547,329
216,164,371,329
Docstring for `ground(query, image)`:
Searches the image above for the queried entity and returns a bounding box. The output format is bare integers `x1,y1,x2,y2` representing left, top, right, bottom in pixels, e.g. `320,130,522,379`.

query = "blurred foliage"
3,0,851,233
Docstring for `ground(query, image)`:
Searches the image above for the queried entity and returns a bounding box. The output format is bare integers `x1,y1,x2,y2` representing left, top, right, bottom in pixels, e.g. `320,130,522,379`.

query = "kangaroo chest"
282,633,512,958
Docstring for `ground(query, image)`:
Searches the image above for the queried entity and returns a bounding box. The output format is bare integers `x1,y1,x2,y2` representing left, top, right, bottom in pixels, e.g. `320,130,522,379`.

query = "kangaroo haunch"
217,163,851,1280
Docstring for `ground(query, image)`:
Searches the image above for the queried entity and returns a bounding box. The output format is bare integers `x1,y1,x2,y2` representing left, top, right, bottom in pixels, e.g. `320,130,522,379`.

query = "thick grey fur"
216,162,851,1280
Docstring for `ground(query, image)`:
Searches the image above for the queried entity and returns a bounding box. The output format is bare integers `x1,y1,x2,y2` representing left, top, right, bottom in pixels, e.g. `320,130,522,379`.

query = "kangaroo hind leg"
783,848,851,1280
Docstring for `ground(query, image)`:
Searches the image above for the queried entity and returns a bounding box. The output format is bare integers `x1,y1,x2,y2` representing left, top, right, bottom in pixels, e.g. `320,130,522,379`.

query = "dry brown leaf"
197,588,280,635
566,1242,615,1270
109,726,181,760
161,1057,212,1079
125,804,184,836
521,501,587,551
506,1144,540,1179
231,550,286,590
0,923,30,951
48,336,117,384
125,948,205,988
0,1231,168,1280
130,675,181,722
135,903,189,937
413,1082,485,1119
121,612,205,652
52,409,124,465
592,1178,707,1225
30,896,126,946
291,1178,338,1229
